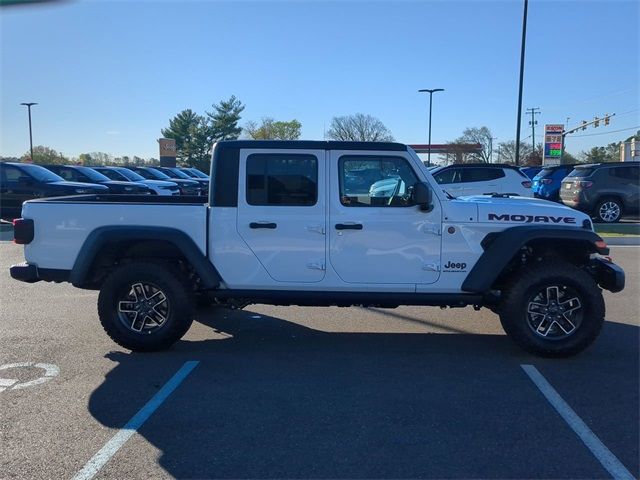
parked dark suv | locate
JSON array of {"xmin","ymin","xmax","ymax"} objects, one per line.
[
  {"xmin": 43, "ymin": 165, "xmax": 152, "ymax": 195},
  {"xmin": 560, "ymin": 162, "xmax": 640, "ymax": 222},
  {"xmin": 532, "ymin": 164, "xmax": 576, "ymax": 202},
  {"xmin": 0, "ymin": 162, "xmax": 108, "ymax": 219}
]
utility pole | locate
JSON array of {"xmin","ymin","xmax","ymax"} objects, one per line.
[
  {"xmin": 20, "ymin": 102, "xmax": 38, "ymax": 162},
  {"xmin": 526, "ymin": 107, "xmax": 540, "ymax": 153}
]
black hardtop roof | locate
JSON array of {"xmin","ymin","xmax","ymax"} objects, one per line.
[{"xmin": 214, "ymin": 140, "xmax": 408, "ymax": 152}]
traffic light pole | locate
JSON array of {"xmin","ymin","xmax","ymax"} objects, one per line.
[{"xmin": 560, "ymin": 113, "xmax": 615, "ymax": 164}]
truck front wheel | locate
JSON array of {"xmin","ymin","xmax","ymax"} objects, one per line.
[
  {"xmin": 97, "ymin": 262, "xmax": 194, "ymax": 352},
  {"xmin": 498, "ymin": 261, "xmax": 605, "ymax": 357}
]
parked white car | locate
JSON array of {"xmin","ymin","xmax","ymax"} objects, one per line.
[{"xmin": 430, "ymin": 164, "xmax": 533, "ymax": 197}]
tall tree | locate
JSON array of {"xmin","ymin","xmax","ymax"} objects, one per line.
[
  {"xmin": 244, "ymin": 118, "xmax": 302, "ymax": 140},
  {"xmin": 21, "ymin": 146, "xmax": 68, "ymax": 165},
  {"xmin": 326, "ymin": 113, "xmax": 394, "ymax": 142},
  {"xmin": 206, "ymin": 95, "xmax": 245, "ymax": 141},
  {"xmin": 161, "ymin": 109, "xmax": 210, "ymax": 170}
]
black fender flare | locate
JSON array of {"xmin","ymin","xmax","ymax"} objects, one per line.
[
  {"xmin": 461, "ymin": 226, "xmax": 608, "ymax": 293},
  {"xmin": 69, "ymin": 226, "xmax": 221, "ymax": 289}
]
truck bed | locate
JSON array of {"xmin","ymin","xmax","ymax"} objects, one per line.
[{"xmin": 21, "ymin": 195, "xmax": 209, "ymax": 271}]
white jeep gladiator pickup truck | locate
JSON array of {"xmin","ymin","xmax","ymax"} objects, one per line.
[{"xmin": 10, "ymin": 141, "xmax": 625, "ymax": 357}]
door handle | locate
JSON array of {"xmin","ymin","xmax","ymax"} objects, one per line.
[
  {"xmin": 335, "ymin": 223, "xmax": 363, "ymax": 230},
  {"xmin": 249, "ymin": 222, "xmax": 277, "ymax": 229}
]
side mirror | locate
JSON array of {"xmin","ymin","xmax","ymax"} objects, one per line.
[{"xmin": 412, "ymin": 181, "xmax": 433, "ymax": 211}]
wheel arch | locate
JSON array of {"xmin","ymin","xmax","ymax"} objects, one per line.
[
  {"xmin": 69, "ymin": 226, "xmax": 222, "ymax": 290},
  {"xmin": 461, "ymin": 226, "xmax": 608, "ymax": 293}
]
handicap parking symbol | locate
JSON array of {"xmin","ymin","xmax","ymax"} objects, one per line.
[{"xmin": 0, "ymin": 362, "xmax": 59, "ymax": 392}]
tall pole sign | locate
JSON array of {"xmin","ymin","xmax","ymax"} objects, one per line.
[
  {"xmin": 543, "ymin": 124, "xmax": 564, "ymax": 166},
  {"xmin": 158, "ymin": 138, "xmax": 177, "ymax": 167}
]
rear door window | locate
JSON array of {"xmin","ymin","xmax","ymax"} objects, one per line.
[
  {"xmin": 246, "ymin": 153, "xmax": 318, "ymax": 206},
  {"xmin": 433, "ymin": 168, "xmax": 461, "ymax": 184},
  {"xmin": 610, "ymin": 166, "xmax": 640, "ymax": 180},
  {"xmin": 461, "ymin": 168, "xmax": 504, "ymax": 183}
]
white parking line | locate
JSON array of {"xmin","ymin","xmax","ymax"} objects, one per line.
[
  {"xmin": 521, "ymin": 364, "xmax": 635, "ymax": 480},
  {"xmin": 72, "ymin": 360, "xmax": 199, "ymax": 480}
]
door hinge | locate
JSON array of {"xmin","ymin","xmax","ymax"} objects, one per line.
[
  {"xmin": 306, "ymin": 224, "xmax": 326, "ymax": 235},
  {"xmin": 306, "ymin": 261, "xmax": 326, "ymax": 271},
  {"xmin": 422, "ymin": 262, "xmax": 440, "ymax": 272}
]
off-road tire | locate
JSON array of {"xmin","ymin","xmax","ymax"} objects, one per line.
[
  {"xmin": 499, "ymin": 260, "xmax": 605, "ymax": 357},
  {"xmin": 594, "ymin": 197, "xmax": 623, "ymax": 223},
  {"xmin": 98, "ymin": 261, "xmax": 194, "ymax": 352}
]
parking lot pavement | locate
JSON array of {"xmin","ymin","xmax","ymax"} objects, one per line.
[{"xmin": 0, "ymin": 243, "xmax": 638, "ymax": 479}]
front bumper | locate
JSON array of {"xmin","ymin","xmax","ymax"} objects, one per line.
[
  {"xmin": 589, "ymin": 257, "xmax": 625, "ymax": 293},
  {"xmin": 10, "ymin": 263, "xmax": 70, "ymax": 284}
]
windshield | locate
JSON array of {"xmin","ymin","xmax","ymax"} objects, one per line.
[
  {"xmin": 116, "ymin": 168, "xmax": 146, "ymax": 182},
  {"xmin": 139, "ymin": 168, "xmax": 171, "ymax": 180},
  {"xmin": 20, "ymin": 164, "xmax": 64, "ymax": 183},
  {"xmin": 536, "ymin": 168, "xmax": 556, "ymax": 179},
  {"xmin": 162, "ymin": 168, "xmax": 191, "ymax": 179},
  {"xmin": 186, "ymin": 168, "xmax": 208, "ymax": 178},
  {"xmin": 567, "ymin": 168, "xmax": 594, "ymax": 178},
  {"xmin": 76, "ymin": 166, "xmax": 110, "ymax": 182},
  {"xmin": 95, "ymin": 168, "xmax": 126, "ymax": 181}
]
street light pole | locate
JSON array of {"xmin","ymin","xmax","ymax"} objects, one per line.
[
  {"xmin": 418, "ymin": 88, "xmax": 444, "ymax": 167},
  {"xmin": 514, "ymin": 0, "xmax": 528, "ymax": 166},
  {"xmin": 20, "ymin": 102, "xmax": 38, "ymax": 162}
]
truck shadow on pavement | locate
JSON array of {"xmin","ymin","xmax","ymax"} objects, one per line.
[{"xmin": 87, "ymin": 308, "xmax": 639, "ymax": 479}]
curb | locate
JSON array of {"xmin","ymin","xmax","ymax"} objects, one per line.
[{"xmin": 605, "ymin": 237, "xmax": 640, "ymax": 246}]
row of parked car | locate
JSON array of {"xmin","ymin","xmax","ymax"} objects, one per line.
[
  {"xmin": 2, "ymin": 159, "xmax": 638, "ymax": 223},
  {"xmin": 0, "ymin": 162, "xmax": 209, "ymax": 219},
  {"xmin": 426, "ymin": 161, "xmax": 639, "ymax": 223}
]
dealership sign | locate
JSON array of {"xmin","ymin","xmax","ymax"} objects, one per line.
[{"xmin": 543, "ymin": 124, "xmax": 564, "ymax": 166}]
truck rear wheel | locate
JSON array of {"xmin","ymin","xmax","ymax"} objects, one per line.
[
  {"xmin": 498, "ymin": 260, "xmax": 604, "ymax": 357},
  {"xmin": 97, "ymin": 262, "xmax": 194, "ymax": 352}
]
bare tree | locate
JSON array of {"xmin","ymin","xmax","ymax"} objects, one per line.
[
  {"xmin": 455, "ymin": 127, "xmax": 494, "ymax": 163},
  {"xmin": 496, "ymin": 141, "xmax": 532, "ymax": 164},
  {"xmin": 326, "ymin": 113, "xmax": 394, "ymax": 142}
]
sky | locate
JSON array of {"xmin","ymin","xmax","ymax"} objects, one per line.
[{"xmin": 1, "ymin": 0, "xmax": 638, "ymax": 160}]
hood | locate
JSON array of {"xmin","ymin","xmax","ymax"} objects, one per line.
[
  {"xmin": 49, "ymin": 181, "xmax": 109, "ymax": 191},
  {"xmin": 170, "ymin": 178, "xmax": 199, "ymax": 185},
  {"xmin": 143, "ymin": 180, "xmax": 178, "ymax": 187},
  {"xmin": 457, "ymin": 195, "xmax": 591, "ymax": 227},
  {"xmin": 102, "ymin": 181, "xmax": 150, "ymax": 191}
]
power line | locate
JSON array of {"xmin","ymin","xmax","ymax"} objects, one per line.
[{"xmin": 569, "ymin": 125, "xmax": 640, "ymax": 138}]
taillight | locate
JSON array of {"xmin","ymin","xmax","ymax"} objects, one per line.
[
  {"xmin": 541, "ymin": 178, "xmax": 553, "ymax": 185},
  {"xmin": 13, "ymin": 218, "xmax": 34, "ymax": 245},
  {"xmin": 578, "ymin": 181, "xmax": 593, "ymax": 188},
  {"xmin": 522, "ymin": 181, "xmax": 532, "ymax": 188}
]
